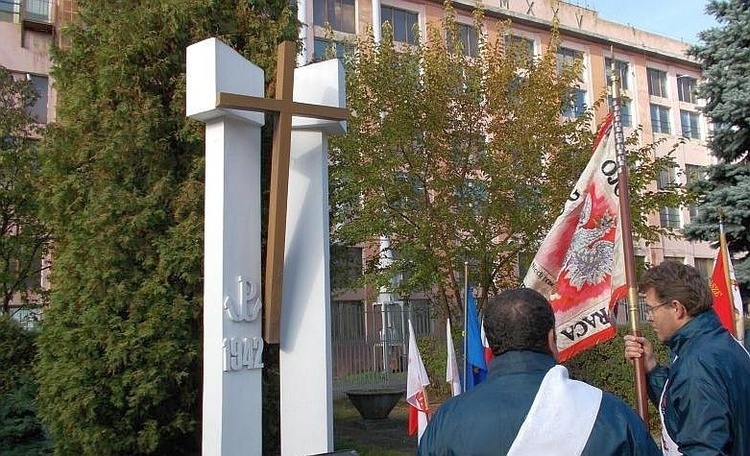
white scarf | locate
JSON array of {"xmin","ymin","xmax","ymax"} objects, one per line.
[{"xmin": 508, "ymin": 365, "xmax": 602, "ymax": 456}]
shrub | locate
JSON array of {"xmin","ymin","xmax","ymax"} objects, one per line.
[
  {"xmin": 416, "ymin": 336, "xmax": 450, "ymax": 401},
  {"xmin": 0, "ymin": 316, "xmax": 53, "ymax": 453},
  {"xmin": 564, "ymin": 324, "xmax": 668, "ymax": 436}
]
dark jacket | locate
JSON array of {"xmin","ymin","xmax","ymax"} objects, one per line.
[
  {"xmin": 418, "ymin": 350, "xmax": 659, "ymax": 456},
  {"xmin": 647, "ymin": 310, "xmax": 750, "ymax": 455}
]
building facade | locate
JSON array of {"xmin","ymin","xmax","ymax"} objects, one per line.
[
  {"xmin": 1, "ymin": 0, "xmax": 717, "ymax": 371},
  {"xmin": 0, "ymin": 0, "xmax": 61, "ymax": 326},
  {"xmin": 304, "ymin": 0, "xmax": 718, "ymax": 371},
  {"xmin": 303, "ymin": 0, "xmax": 717, "ymax": 277}
]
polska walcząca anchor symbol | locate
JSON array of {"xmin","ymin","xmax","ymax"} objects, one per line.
[{"xmin": 224, "ymin": 276, "xmax": 262, "ymax": 322}]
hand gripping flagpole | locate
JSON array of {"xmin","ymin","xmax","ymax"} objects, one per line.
[{"xmin": 610, "ymin": 57, "xmax": 650, "ymax": 426}]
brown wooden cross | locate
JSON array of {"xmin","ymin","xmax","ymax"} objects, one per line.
[{"xmin": 216, "ymin": 41, "xmax": 349, "ymax": 343}]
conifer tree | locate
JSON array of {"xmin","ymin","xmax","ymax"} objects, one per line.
[
  {"xmin": 685, "ymin": 0, "xmax": 750, "ymax": 286},
  {"xmin": 35, "ymin": 1, "xmax": 297, "ymax": 454}
]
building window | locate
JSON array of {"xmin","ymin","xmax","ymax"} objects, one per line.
[
  {"xmin": 659, "ymin": 207, "xmax": 681, "ymax": 228},
  {"xmin": 677, "ymin": 75, "xmax": 697, "ymax": 103},
  {"xmin": 454, "ymin": 23, "xmax": 478, "ymax": 57},
  {"xmin": 392, "ymin": 170, "xmax": 425, "ymax": 210},
  {"xmin": 456, "ymin": 178, "xmax": 488, "ymax": 214},
  {"xmin": 663, "ymin": 256, "xmax": 684, "ymax": 265},
  {"xmin": 680, "ymin": 110, "xmax": 701, "ymax": 139},
  {"xmin": 556, "ymin": 47, "xmax": 584, "ymax": 78},
  {"xmin": 330, "ymin": 245, "xmax": 363, "ymax": 287},
  {"xmin": 563, "ymin": 88, "xmax": 587, "ymax": 118},
  {"xmin": 694, "ymin": 257, "xmax": 712, "ymax": 279},
  {"xmin": 381, "ymin": 5, "xmax": 418, "ymax": 44},
  {"xmin": 605, "ymin": 57, "xmax": 629, "ymax": 91},
  {"xmin": 647, "ymin": 68, "xmax": 667, "ymax": 98},
  {"xmin": 312, "ymin": 38, "xmax": 352, "ymax": 62},
  {"xmin": 504, "ymin": 34, "xmax": 535, "ymax": 60},
  {"xmin": 27, "ymin": 74, "xmax": 48, "ymax": 123},
  {"xmin": 25, "ymin": 0, "xmax": 51, "ymax": 22},
  {"xmin": 650, "ymin": 104, "xmax": 670, "ymax": 134},
  {"xmin": 608, "ymin": 96, "xmax": 633, "ymax": 127},
  {"xmin": 685, "ymin": 164, "xmax": 706, "ymax": 219},
  {"xmin": 0, "ymin": 0, "xmax": 19, "ymax": 22},
  {"xmin": 658, "ymin": 167, "xmax": 681, "ymax": 228},
  {"xmin": 313, "ymin": 0, "xmax": 355, "ymax": 33}
]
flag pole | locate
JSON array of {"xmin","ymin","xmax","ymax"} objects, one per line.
[
  {"xmin": 718, "ymin": 214, "xmax": 740, "ymax": 338},
  {"xmin": 463, "ymin": 261, "xmax": 469, "ymax": 393},
  {"xmin": 610, "ymin": 55, "xmax": 650, "ymax": 426}
]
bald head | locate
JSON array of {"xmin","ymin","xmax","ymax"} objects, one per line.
[{"xmin": 484, "ymin": 288, "xmax": 555, "ymax": 357}]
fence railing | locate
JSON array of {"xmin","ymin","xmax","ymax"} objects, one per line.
[{"xmin": 331, "ymin": 301, "xmax": 438, "ymax": 397}]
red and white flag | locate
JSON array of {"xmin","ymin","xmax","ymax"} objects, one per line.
[
  {"xmin": 480, "ymin": 318, "xmax": 494, "ymax": 366},
  {"xmin": 407, "ymin": 319, "xmax": 430, "ymax": 442},
  {"xmin": 445, "ymin": 319, "xmax": 462, "ymax": 397},
  {"xmin": 710, "ymin": 245, "xmax": 744, "ymax": 336},
  {"xmin": 523, "ymin": 114, "xmax": 625, "ymax": 361}
]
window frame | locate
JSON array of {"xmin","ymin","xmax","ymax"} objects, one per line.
[
  {"xmin": 605, "ymin": 57, "xmax": 630, "ymax": 91},
  {"xmin": 647, "ymin": 67, "xmax": 668, "ymax": 98},
  {"xmin": 381, "ymin": 4, "xmax": 419, "ymax": 44},
  {"xmin": 563, "ymin": 88, "xmax": 587, "ymax": 119},
  {"xmin": 454, "ymin": 22, "xmax": 479, "ymax": 57},
  {"xmin": 556, "ymin": 46, "xmax": 584, "ymax": 78},
  {"xmin": 313, "ymin": 0, "xmax": 356, "ymax": 34},
  {"xmin": 677, "ymin": 75, "xmax": 697, "ymax": 104},
  {"xmin": 680, "ymin": 109, "xmax": 701, "ymax": 139},
  {"xmin": 650, "ymin": 103, "xmax": 671, "ymax": 134}
]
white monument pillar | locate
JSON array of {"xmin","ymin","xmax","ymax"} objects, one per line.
[
  {"xmin": 187, "ymin": 38, "xmax": 266, "ymax": 456},
  {"xmin": 280, "ymin": 59, "xmax": 346, "ymax": 456}
]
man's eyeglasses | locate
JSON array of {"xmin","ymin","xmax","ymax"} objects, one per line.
[{"xmin": 644, "ymin": 301, "xmax": 672, "ymax": 316}]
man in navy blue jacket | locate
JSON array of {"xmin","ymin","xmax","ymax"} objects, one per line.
[
  {"xmin": 418, "ymin": 288, "xmax": 659, "ymax": 456},
  {"xmin": 625, "ymin": 261, "xmax": 750, "ymax": 455}
]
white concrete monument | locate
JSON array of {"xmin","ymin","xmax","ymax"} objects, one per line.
[
  {"xmin": 187, "ymin": 38, "xmax": 266, "ymax": 456},
  {"xmin": 186, "ymin": 37, "xmax": 346, "ymax": 456},
  {"xmin": 280, "ymin": 58, "xmax": 346, "ymax": 456}
]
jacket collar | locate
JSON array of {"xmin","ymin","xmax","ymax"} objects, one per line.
[
  {"xmin": 665, "ymin": 309, "xmax": 722, "ymax": 355},
  {"xmin": 487, "ymin": 350, "xmax": 556, "ymax": 379}
]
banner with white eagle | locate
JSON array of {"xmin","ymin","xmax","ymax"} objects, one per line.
[{"xmin": 523, "ymin": 114, "xmax": 626, "ymax": 361}]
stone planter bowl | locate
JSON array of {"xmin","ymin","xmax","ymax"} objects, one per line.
[{"xmin": 345, "ymin": 388, "xmax": 406, "ymax": 420}]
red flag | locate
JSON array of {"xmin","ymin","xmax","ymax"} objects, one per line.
[
  {"xmin": 523, "ymin": 114, "xmax": 625, "ymax": 361},
  {"xmin": 407, "ymin": 320, "xmax": 430, "ymax": 442},
  {"xmin": 710, "ymin": 246, "xmax": 735, "ymax": 336}
]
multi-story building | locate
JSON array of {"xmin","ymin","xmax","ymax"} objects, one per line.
[
  {"xmin": 1, "ymin": 0, "xmax": 716, "ymax": 360},
  {"xmin": 1, "ymin": 0, "xmax": 57, "ymax": 326},
  {"xmin": 0, "ymin": 0, "xmax": 75, "ymax": 326},
  {"xmin": 303, "ymin": 0, "xmax": 717, "ymax": 370},
  {"xmin": 301, "ymin": 0, "xmax": 714, "ymax": 270}
]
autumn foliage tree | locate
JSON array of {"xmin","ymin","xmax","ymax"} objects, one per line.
[{"xmin": 330, "ymin": 7, "xmax": 685, "ymax": 320}]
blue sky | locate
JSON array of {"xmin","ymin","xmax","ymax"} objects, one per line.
[{"xmin": 590, "ymin": 0, "xmax": 718, "ymax": 44}]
